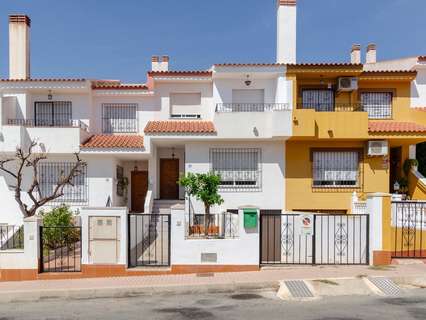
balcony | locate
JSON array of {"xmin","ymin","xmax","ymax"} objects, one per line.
[
  {"xmin": 292, "ymin": 103, "xmax": 369, "ymax": 139},
  {"xmin": 214, "ymin": 103, "xmax": 292, "ymax": 139},
  {"xmin": 1, "ymin": 119, "xmax": 90, "ymax": 153},
  {"xmin": 297, "ymin": 102, "xmax": 392, "ymax": 119}
]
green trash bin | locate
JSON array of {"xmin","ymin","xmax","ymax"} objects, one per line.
[{"xmin": 243, "ymin": 208, "xmax": 258, "ymax": 229}]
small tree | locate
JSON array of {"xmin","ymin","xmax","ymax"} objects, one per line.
[
  {"xmin": 178, "ymin": 172, "xmax": 224, "ymax": 236},
  {"xmin": 0, "ymin": 141, "xmax": 85, "ymax": 218}
]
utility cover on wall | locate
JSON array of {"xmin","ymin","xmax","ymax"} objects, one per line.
[{"xmin": 243, "ymin": 208, "xmax": 258, "ymax": 229}]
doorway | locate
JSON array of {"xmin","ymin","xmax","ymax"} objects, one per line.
[
  {"xmin": 390, "ymin": 147, "xmax": 402, "ymax": 193},
  {"xmin": 160, "ymin": 159, "xmax": 179, "ymax": 199},
  {"xmin": 131, "ymin": 171, "xmax": 148, "ymax": 212}
]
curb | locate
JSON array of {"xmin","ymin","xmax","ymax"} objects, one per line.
[{"xmin": 0, "ymin": 281, "xmax": 280, "ymax": 303}]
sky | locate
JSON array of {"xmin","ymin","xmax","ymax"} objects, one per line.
[{"xmin": 0, "ymin": 0, "xmax": 425, "ymax": 83}]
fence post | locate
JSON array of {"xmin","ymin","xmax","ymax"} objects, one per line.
[
  {"xmin": 23, "ymin": 215, "xmax": 43, "ymax": 271},
  {"xmin": 366, "ymin": 193, "xmax": 392, "ymax": 265}
]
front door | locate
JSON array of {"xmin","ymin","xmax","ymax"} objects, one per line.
[
  {"xmin": 160, "ymin": 159, "xmax": 179, "ymax": 199},
  {"xmin": 390, "ymin": 147, "xmax": 402, "ymax": 193},
  {"xmin": 131, "ymin": 171, "xmax": 148, "ymax": 212}
]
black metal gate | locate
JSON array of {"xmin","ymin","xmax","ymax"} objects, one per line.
[
  {"xmin": 128, "ymin": 214, "xmax": 171, "ymax": 267},
  {"xmin": 392, "ymin": 201, "xmax": 426, "ymax": 258},
  {"xmin": 40, "ymin": 226, "xmax": 82, "ymax": 272},
  {"xmin": 260, "ymin": 213, "xmax": 369, "ymax": 265}
]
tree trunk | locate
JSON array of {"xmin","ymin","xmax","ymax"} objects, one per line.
[{"xmin": 204, "ymin": 202, "xmax": 210, "ymax": 236}]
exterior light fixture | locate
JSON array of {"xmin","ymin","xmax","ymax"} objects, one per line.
[
  {"xmin": 48, "ymin": 90, "xmax": 53, "ymax": 100},
  {"xmin": 133, "ymin": 161, "xmax": 138, "ymax": 171},
  {"xmin": 393, "ymin": 181, "xmax": 400, "ymax": 192},
  {"xmin": 244, "ymin": 75, "xmax": 252, "ymax": 86},
  {"xmin": 171, "ymin": 147, "xmax": 176, "ymax": 159}
]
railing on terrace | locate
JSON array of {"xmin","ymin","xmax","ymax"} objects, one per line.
[
  {"xmin": 216, "ymin": 103, "xmax": 290, "ymax": 113},
  {"xmin": 297, "ymin": 102, "xmax": 392, "ymax": 119},
  {"xmin": 7, "ymin": 119, "xmax": 89, "ymax": 131},
  {"xmin": 187, "ymin": 212, "xmax": 239, "ymax": 239},
  {"xmin": 0, "ymin": 225, "xmax": 24, "ymax": 250}
]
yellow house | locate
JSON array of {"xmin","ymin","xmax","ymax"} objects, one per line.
[{"xmin": 286, "ymin": 62, "xmax": 426, "ymax": 213}]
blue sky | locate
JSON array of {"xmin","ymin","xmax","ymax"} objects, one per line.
[{"xmin": 0, "ymin": 0, "xmax": 424, "ymax": 82}]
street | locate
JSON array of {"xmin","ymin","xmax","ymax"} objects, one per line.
[{"xmin": 0, "ymin": 289, "xmax": 425, "ymax": 320}]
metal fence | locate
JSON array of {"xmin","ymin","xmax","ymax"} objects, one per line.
[
  {"xmin": 128, "ymin": 214, "xmax": 171, "ymax": 267},
  {"xmin": 0, "ymin": 225, "xmax": 24, "ymax": 250},
  {"xmin": 187, "ymin": 212, "xmax": 239, "ymax": 239},
  {"xmin": 216, "ymin": 103, "xmax": 290, "ymax": 113},
  {"xmin": 392, "ymin": 201, "xmax": 426, "ymax": 258},
  {"xmin": 40, "ymin": 226, "xmax": 82, "ymax": 272},
  {"xmin": 260, "ymin": 213, "xmax": 369, "ymax": 265}
]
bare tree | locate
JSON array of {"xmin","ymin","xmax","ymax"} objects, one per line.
[{"xmin": 0, "ymin": 140, "xmax": 85, "ymax": 217}]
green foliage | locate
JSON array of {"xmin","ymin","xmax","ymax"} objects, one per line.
[
  {"xmin": 403, "ymin": 158, "xmax": 419, "ymax": 176},
  {"xmin": 41, "ymin": 205, "xmax": 79, "ymax": 250},
  {"xmin": 178, "ymin": 172, "xmax": 224, "ymax": 213}
]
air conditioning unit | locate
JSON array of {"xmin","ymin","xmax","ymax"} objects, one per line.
[
  {"xmin": 337, "ymin": 77, "xmax": 358, "ymax": 91},
  {"xmin": 367, "ymin": 140, "xmax": 389, "ymax": 156}
]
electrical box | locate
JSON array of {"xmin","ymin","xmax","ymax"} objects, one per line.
[{"xmin": 243, "ymin": 208, "xmax": 258, "ymax": 229}]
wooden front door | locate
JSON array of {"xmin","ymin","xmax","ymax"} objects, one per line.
[
  {"xmin": 160, "ymin": 159, "xmax": 179, "ymax": 199},
  {"xmin": 131, "ymin": 171, "xmax": 148, "ymax": 212}
]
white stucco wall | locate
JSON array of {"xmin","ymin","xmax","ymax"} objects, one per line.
[
  {"xmin": 411, "ymin": 68, "xmax": 426, "ymax": 107},
  {"xmin": 185, "ymin": 141, "xmax": 285, "ymax": 213},
  {"xmin": 171, "ymin": 207, "xmax": 259, "ymax": 265}
]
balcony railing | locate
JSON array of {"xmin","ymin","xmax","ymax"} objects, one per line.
[
  {"xmin": 7, "ymin": 119, "xmax": 89, "ymax": 131},
  {"xmin": 187, "ymin": 212, "xmax": 239, "ymax": 239},
  {"xmin": 297, "ymin": 102, "xmax": 392, "ymax": 119},
  {"xmin": 216, "ymin": 103, "xmax": 290, "ymax": 113}
]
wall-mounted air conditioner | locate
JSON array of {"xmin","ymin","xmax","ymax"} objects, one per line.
[
  {"xmin": 367, "ymin": 140, "xmax": 389, "ymax": 156},
  {"xmin": 337, "ymin": 77, "xmax": 358, "ymax": 92}
]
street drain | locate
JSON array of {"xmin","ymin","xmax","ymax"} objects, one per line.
[
  {"xmin": 284, "ymin": 280, "xmax": 314, "ymax": 298},
  {"xmin": 368, "ymin": 277, "xmax": 402, "ymax": 296}
]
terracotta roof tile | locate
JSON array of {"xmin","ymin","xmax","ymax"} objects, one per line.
[
  {"xmin": 288, "ymin": 62, "xmax": 362, "ymax": 67},
  {"xmin": 148, "ymin": 71, "xmax": 212, "ymax": 77},
  {"xmin": 0, "ymin": 78, "xmax": 86, "ymax": 82},
  {"xmin": 214, "ymin": 63, "xmax": 285, "ymax": 67},
  {"xmin": 92, "ymin": 83, "xmax": 149, "ymax": 90},
  {"xmin": 81, "ymin": 135, "xmax": 144, "ymax": 149},
  {"xmin": 144, "ymin": 120, "xmax": 216, "ymax": 135},
  {"xmin": 368, "ymin": 121, "xmax": 426, "ymax": 133}
]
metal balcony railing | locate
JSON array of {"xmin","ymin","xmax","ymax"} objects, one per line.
[
  {"xmin": 297, "ymin": 102, "xmax": 392, "ymax": 119},
  {"xmin": 216, "ymin": 103, "xmax": 290, "ymax": 113},
  {"xmin": 7, "ymin": 119, "xmax": 89, "ymax": 131}
]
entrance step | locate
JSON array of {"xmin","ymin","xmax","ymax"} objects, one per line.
[
  {"xmin": 392, "ymin": 259, "xmax": 426, "ymax": 265},
  {"xmin": 152, "ymin": 200, "xmax": 184, "ymax": 214}
]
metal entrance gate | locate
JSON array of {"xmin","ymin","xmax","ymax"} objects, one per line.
[
  {"xmin": 260, "ymin": 214, "xmax": 369, "ymax": 265},
  {"xmin": 40, "ymin": 226, "xmax": 82, "ymax": 272},
  {"xmin": 392, "ymin": 201, "xmax": 426, "ymax": 258},
  {"xmin": 128, "ymin": 214, "xmax": 171, "ymax": 267}
]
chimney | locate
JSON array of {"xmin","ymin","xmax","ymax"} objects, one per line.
[
  {"xmin": 351, "ymin": 44, "xmax": 361, "ymax": 64},
  {"xmin": 276, "ymin": 0, "xmax": 297, "ymax": 64},
  {"xmin": 9, "ymin": 15, "xmax": 31, "ymax": 79},
  {"xmin": 366, "ymin": 43, "xmax": 377, "ymax": 64},
  {"xmin": 151, "ymin": 55, "xmax": 169, "ymax": 72}
]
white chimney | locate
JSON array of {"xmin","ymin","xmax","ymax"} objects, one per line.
[
  {"xmin": 351, "ymin": 44, "xmax": 361, "ymax": 64},
  {"xmin": 9, "ymin": 15, "xmax": 31, "ymax": 79},
  {"xmin": 151, "ymin": 55, "xmax": 169, "ymax": 72},
  {"xmin": 276, "ymin": 0, "xmax": 297, "ymax": 64},
  {"xmin": 366, "ymin": 43, "xmax": 377, "ymax": 64}
]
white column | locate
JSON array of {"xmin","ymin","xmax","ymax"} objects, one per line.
[
  {"xmin": 409, "ymin": 145, "xmax": 417, "ymax": 160},
  {"xmin": 23, "ymin": 215, "xmax": 42, "ymax": 269}
]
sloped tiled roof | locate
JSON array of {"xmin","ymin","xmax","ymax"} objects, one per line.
[
  {"xmin": 148, "ymin": 71, "xmax": 212, "ymax": 77},
  {"xmin": 92, "ymin": 83, "xmax": 149, "ymax": 90},
  {"xmin": 81, "ymin": 135, "xmax": 144, "ymax": 149},
  {"xmin": 368, "ymin": 121, "xmax": 426, "ymax": 133},
  {"xmin": 144, "ymin": 121, "xmax": 216, "ymax": 134},
  {"xmin": 0, "ymin": 78, "xmax": 86, "ymax": 82},
  {"xmin": 214, "ymin": 63, "xmax": 285, "ymax": 67}
]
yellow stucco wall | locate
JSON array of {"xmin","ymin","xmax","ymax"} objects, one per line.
[{"xmin": 286, "ymin": 140, "xmax": 390, "ymax": 213}]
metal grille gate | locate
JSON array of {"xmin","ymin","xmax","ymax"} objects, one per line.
[
  {"xmin": 260, "ymin": 213, "xmax": 369, "ymax": 265},
  {"xmin": 392, "ymin": 201, "xmax": 426, "ymax": 258},
  {"xmin": 128, "ymin": 214, "xmax": 171, "ymax": 267}
]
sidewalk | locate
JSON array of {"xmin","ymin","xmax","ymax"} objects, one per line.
[{"xmin": 1, "ymin": 264, "xmax": 426, "ymax": 302}]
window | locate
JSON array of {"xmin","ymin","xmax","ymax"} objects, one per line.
[
  {"xmin": 34, "ymin": 101, "xmax": 72, "ymax": 126},
  {"xmin": 210, "ymin": 148, "xmax": 261, "ymax": 191},
  {"xmin": 102, "ymin": 103, "xmax": 137, "ymax": 133},
  {"xmin": 39, "ymin": 162, "xmax": 88, "ymax": 202},
  {"xmin": 361, "ymin": 92, "xmax": 392, "ymax": 119},
  {"xmin": 170, "ymin": 93, "xmax": 201, "ymax": 119},
  {"xmin": 302, "ymin": 89, "xmax": 334, "ymax": 111},
  {"xmin": 312, "ymin": 151, "xmax": 360, "ymax": 187}
]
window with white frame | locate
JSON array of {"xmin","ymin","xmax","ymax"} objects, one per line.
[
  {"xmin": 170, "ymin": 93, "xmax": 201, "ymax": 119},
  {"xmin": 102, "ymin": 103, "xmax": 137, "ymax": 133},
  {"xmin": 34, "ymin": 101, "xmax": 72, "ymax": 126},
  {"xmin": 210, "ymin": 148, "xmax": 261, "ymax": 191},
  {"xmin": 312, "ymin": 151, "xmax": 360, "ymax": 187},
  {"xmin": 39, "ymin": 162, "xmax": 88, "ymax": 202},
  {"xmin": 302, "ymin": 89, "xmax": 334, "ymax": 111},
  {"xmin": 360, "ymin": 92, "xmax": 392, "ymax": 119}
]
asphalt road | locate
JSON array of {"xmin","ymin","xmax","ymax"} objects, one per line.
[{"xmin": 0, "ymin": 289, "xmax": 425, "ymax": 320}]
